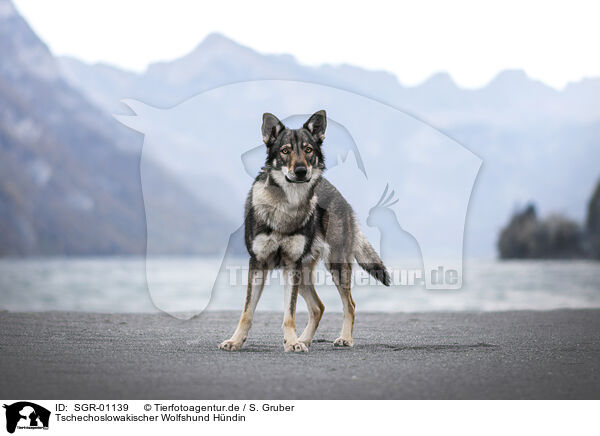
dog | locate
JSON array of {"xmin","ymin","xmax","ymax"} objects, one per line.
[{"xmin": 219, "ymin": 110, "xmax": 390, "ymax": 352}]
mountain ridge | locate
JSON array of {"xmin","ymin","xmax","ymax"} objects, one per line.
[
  {"xmin": 59, "ymin": 32, "xmax": 600, "ymax": 129},
  {"xmin": 56, "ymin": 31, "xmax": 600, "ymax": 257},
  {"xmin": 0, "ymin": 0, "xmax": 232, "ymax": 256}
]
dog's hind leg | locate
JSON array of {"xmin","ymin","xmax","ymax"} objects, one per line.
[
  {"xmin": 219, "ymin": 258, "xmax": 266, "ymax": 351},
  {"xmin": 282, "ymin": 263, "xmax": 308, "ymax": 352},
  {"xmin": 330, "ymin": 262, "xmax": 355, "ymax": 347},
  {"xmin": 298, "ymin": 283, "xmax": 325, "ymax": 347}
]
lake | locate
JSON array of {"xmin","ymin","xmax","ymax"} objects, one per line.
[{"xmin": 1, "ymin": 257, "xmax": 599, "ymax": 315}]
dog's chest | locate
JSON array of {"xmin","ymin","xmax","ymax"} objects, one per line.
[
  {"xmin": 251, "ymin": 232, "xmax": 307, "ymax": 263},
  {"xmin": 251, "ymin": 180, "xmax": 316, "ymax": 233},
  {"xmin": 250, "ymin": 180, "xmax": 320, "ymax": 263}
]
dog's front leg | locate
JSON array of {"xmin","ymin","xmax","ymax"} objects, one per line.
[
  {"xmin": 219, "ymin": 258, "xmax": 265, "ymax": 351},
  {"xmin": 282, "ymin": 263, "xmax": 307, "ymax": 352}
]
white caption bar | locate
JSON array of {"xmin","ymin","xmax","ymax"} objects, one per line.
[{"xmin": 1, "ymin": 400, "xmax": 597, "ymax": 436}]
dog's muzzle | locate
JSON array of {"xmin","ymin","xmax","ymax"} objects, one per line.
[{"xmin": 283, "ymin": 166, "xmax": 312, "ymax": 183}]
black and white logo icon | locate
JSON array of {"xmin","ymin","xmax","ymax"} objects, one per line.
[{"xmin": 3, "ymin": 402, "xmax": 50, "ymax": 434}]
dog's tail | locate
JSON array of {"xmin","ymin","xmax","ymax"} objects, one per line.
[{"xmin": 354, "ymin": 232, "xmax": 391, "ymax": 286}]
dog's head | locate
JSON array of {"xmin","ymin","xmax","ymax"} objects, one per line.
[{"xmin": 262, "ymin": 110, "xmax": 327, "ymax": 184}]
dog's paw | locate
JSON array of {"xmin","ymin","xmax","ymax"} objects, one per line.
[
  {"xmin": 284, "ymin": 342, "xmax": 309, "ymax": 353},
  {"xmin": 297, "ymin": 335, "xmax": 312, "ymax": 348},
  {"xmin": 219, "ymin": 339, "xmax": 243, "ymax": 351},
  {"xmin": 333, "ymin": 337, "xmax": 354, "ymax": 347},
  {"xmin": 298, "ymin": 339, "xmax": 312, "ymax": 348}
]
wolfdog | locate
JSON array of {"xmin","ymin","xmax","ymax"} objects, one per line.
[{"xmin": 219, "ymin": 110, "xmax": 390, "ymax": 352}]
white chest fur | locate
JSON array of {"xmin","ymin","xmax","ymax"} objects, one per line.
[
  {"xmin": 251, "ymin": 233, "xmax": 306, "ymax": 262},
  {"xmin": 251, "ymin": 176, "xmax": 318, "ymax": 233}
]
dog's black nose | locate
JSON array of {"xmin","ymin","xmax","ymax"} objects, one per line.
[{"xmin": 294, "ymin": 165, "xmax": 308, "ymax": 179}]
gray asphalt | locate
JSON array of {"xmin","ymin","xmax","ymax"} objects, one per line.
[{"xmin": 0, "ymin": 309, "xmax": 599, "ymax": 399}]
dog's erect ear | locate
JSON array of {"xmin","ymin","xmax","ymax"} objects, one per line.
[
  {"xmin": 303, "ymin": 110, "xmax": 327, "ymax": 142},
  {"xmin": 262, "ymin": 113, "xmax": 284, "ymax": 146}
]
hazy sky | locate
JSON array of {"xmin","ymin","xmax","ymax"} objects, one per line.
[{"xmin": 13, "ymin": 0, "xmax": 600, "ymax": 89}]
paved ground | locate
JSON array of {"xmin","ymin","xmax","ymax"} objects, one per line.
[{"xmin": 0, "ymin": 309, "xmax": 599, "ymax": 399}]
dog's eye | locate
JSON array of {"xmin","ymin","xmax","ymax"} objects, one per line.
[
  {"xmin": 304, "ymin": 147, "xmax": 313, "ymax": 153},
  {"xmin": 280, "ymin": 148, "xmax": 290, "ymax": 154}
]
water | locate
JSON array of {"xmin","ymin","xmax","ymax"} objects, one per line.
[{"xmin": 0, "ymin": 257, "xmax": 599, "ymax": 314}]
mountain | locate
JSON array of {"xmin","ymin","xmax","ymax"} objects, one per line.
[
  {"xmin": 57, "ymin": 33, "xmax": 600, "ymax": 257},
  {"xmin": 0, "ymin": 0, "xmax": 231, "ymax": 256},
  {"xmin": 59, "ymin": 34, "xmax": 600, "ymax": 126}
]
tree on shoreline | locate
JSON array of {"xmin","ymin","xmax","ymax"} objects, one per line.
[
  {"xmin": 498, "ymin": 204, "xmax": 585, "ymax": 259},
  {"xmin": 587, "ymin": 180, "xmax": 600, "ymax": 260},
  {"xmin": 498, "ymin": 178, "xmax": 600, "ymax": 260}
]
